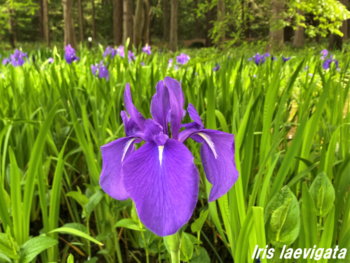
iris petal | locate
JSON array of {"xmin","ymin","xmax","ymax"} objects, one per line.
[
  {"xmin": 151, "ymin": 81, "xmax": 170, "ymax": 135},
  {"xmin": 122, "ymin": 139, "xmax": 199, "ymax": 236},
  {"xmin": 100, "ymin": 137, "xmax": 137, "ymax": 200},
  {"xmin": 164, "ymin": 77, "xmax": 185, "ymax": 140},
  {"xmin": 124, "ymin": 84, "xmax": 146, "ymax": 131}
]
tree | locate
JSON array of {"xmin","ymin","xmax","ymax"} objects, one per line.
[
  {"xmin": 163, "ymin": 0, "xmax": 168, "ymax": 41},
  {"xmin": 268, "ymin": 0, "xmax": 284, "ymax": 51},
  {"xmin": 341, "ymin": 0, "xmax": 349, "ymax": 40},
  {"xmin": 113, "ymin": 0, "xmax": 123, "ymax": 45},
  {"xmin": 217, "ymin": 0, "xmax": 225, "ymax": 47},
  {"xmin": 63, "ymin": 0, "xmax": 77, "ymax": 48},
  {"xmin": 78, "ymin": 0, "xmax": 84, "ymax": 43},
  {"xmin": 293, "ymin": 10, "xmax": 304, "ymax": 47},
  {"xmin": 123, "ymin": 0, "xmax": 133, "ymax": 46},
  {"xmin": 169, "ymin": 0, "xmax": 178, "ymax": 51},
  {"xmin": 134, "ymin": 0, "xmax": 149, "ymax": 47},
  {"xmin": 43, "ymin": 0, "xmax": 49, "ymax": 46},
  {"xmin": 92, "ymin": 0, "xmax": 96, "ymax": 40}
]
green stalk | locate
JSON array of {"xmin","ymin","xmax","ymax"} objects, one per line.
[{"xmin": 164, "ymin": 232, "xmax": 181, "ymax": 263}]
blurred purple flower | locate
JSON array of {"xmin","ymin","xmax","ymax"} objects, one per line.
[
  {"xmin": 6, "ymin": 49, "xmax": 29, "ymax": 67},
  {"xmin": 322, "ymin": 54, "xmax": 339, "ymax": 70},
  {"xmin": 282, "ymin": 56, "xmax": 291, "ymax": 63},
  {"xmin": 321, "ymin": 49, "xmax": 328, "ymax": 60},
  {"xmin": 176, "ymin": 53, "xmax": 190, "ymax": 65},
  {"xmin": 128, "ymin": 51, "xmax": 135, "ymax": 62},
  {"xmin": 213, "ymin": 63, "xmax": 220, "ymax": 72},
  {"xmin": 2, "ymin": 58, "xmax": 10, "ymax": 65},
  {"xmin": 117, "ymin": 46, "xmax": 125, "ymax": 58},
  {"xmin": 65, "ymin": 45, "xmax": 79, "ymax": 64},
  {"xmin": 91, "ymin": 61, "xmax": 109, "ymax": 81},
  {"xmin": 142, "ymin": 45, "xmax": 151, "ymax": 55},
  {"xmin": 48, "ymin": 57, "xmax": 54, "ymax": 63},
  {"xmin": 248, "ymin": 53, "xmax": 266, "ymax": 66},
  {"xmin": 141, "ymin": 62, "xmax": 145, "ymax": 66},
  {"xmin": 104, "ymin": 46, "xmax": 117, "ymax": 58},
  {"xmin": 168, "ymin": 58, "xmax": 173, "ymax": 68},
  {"xmin": 99, "ymin": 77, "xmax": 238, "ymax": 236}
]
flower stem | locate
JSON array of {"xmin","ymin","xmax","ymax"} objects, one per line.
[{"xmin": 164, "ymin": 232, "xmax": 181, "ymax": 263}]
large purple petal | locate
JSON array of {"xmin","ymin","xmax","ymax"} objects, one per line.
[
  {"xmin": 179, "ymin": 128, "xmax": 238, "ymax": 202},
  {"xmin": 187, "ymin": 103, "xmax": 203, "ymax": 127},
  {"xmin": 124, "ymin": 84, "xmax": 146, "ymax": 131},
  {"xmin": 100, "ymin": 137, "xmax": 137, "ymax": 200},
  {"xmin": 164, "ymin": 77, "xmax": 185, "ymax": 140},
  {"xmin": 151, "ymin": 81, "xmax": 170, "ymax": 135},
  {"xmin": 122, "ymin": 139, "xmax": 199, "ymax": 236},
  {"xmin": 121, "ymin": 111, "xmax": 142, "ymax": 136}
]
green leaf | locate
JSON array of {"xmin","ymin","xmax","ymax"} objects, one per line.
[
  {"xmin": 19, "ymin": 236, "xmax": 58, "ymax": 263},
  {"xmin": 191, "ymin": 209, "xmax": 209, "ymax": 233},
  {"xmin": 66, "ymin": 191, "xmax": 90, "ymax": 207},
  {"xmin": 67, "ymin": 254, "xmax": 74, "ymax": 263},
  {"xmin": 49, "ymin": 227, "xmax": 103, "ymax": 246},
  {"xmin": 85, "ymin": 189, "xmax": 104, "ymax": 215},
  {"xmin": 0, "ymin": 233, "xmax": 19, "ymax": 260},
  {"xmin": 309, "ymin": 172, "xmax": 335, "ymax": 217},
  {"xmin": 114, "ymin": 219, "xmax": 144, "ymax": 231},
  {"xmin": 0, "ymin": 252, "xmax": 11, "ymax": 262},
  {"xmin": 180, "ymin": 233, "xmax": 194, "ymax": 262},
  {"xmin": 190, "ymin": 247, "xmax": 210, "ymax": 263},
  {"xmin": 266, "ymin": 186, "xmax": 300, "ymax": 247}
]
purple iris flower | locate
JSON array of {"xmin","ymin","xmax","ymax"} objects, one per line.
[
  {"xmin": 142, "ymin": 45, "xmax": 151, "ymax": 55},
  {"xmin": 141, "ymin": 62, "xmax": 145, "ymax": 66},
  {"xmin": 91, "ymin": 61, "xmax": 109, "ymax": 81},
  {"xmin": 176, "ymin": 53, "xmax": 190, "ymax": 65},
  {"xmin": 48, "ymin": 57, "xmax": 54, "ymax": 63},
  {"xmin": 2, "ymin": 58, "xmax": 10, "ymax": 65},
  {"xmin": 99, "ymin": 77, "xmax": 239, "ymax": 236},
  {"xmin": 117, "ymin": 46, "xmax": 125, "ymax": 58},
  {"xmin": 321, "ymin": 49, "xmax": 328, "ymax": 60},
  {"xmin": 104, "ymin": 46, "xmax": 117, "ymax": 58},
  {"xmin": 322, "ymin": 54, "xmax": 339, "ymax": 70},
  {"xmin": 282, "ymin": 56, "xmax": 291, "ymax": 63},
  {"xmin": 168, "ymin": 58, "xmax": 173, "ymax": 68},
  {"xmin": 213, "ymin": 63, "xmax": 220, "ymax": 71},
  {"xmin": 248, "ymin": 53, "xmax": 267, "ymax": 66},
  {"xmin": 128, "ymin": 51, "xmax": 135, "ymax": 62},
  {"xmin": 5, "ymin": 49, "xmax": 28, "ymax": 67},
  {"xmin": 65, "ymin": 44, "xmax": 79, "ymax": 64}
]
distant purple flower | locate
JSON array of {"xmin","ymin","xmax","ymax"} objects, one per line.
[
  {"xmin": 304, "ymin": 66, "xmax": 309, "ymax": 71},
  {"xmin": 128, "ymin": 51, "xmax": 135, "ymax": 62},
  {"xmin": 253, "ymin": 74, "xmax": 256, "ymax": 78},
  {"xmin": 104, "ymin": 46, "xmax": 117, "ymax": 58},
  {"xmin": 176, "ymin": 53, "xmax": 190, "ymax": 65},
  {"xmin": 271, "ymin": 56, "xmax": 277, "ymax": 61},
  {"xmin": 282, "ymin": 56, "xmax": 291, "ymax": 63},
  {"xmin": 248, "ymin": 53, "xmax": 266, "ymax": 66},
  {"xmin": 168, "ymin": 58, "xmax": 173, "ymax": 68},
  {"xmin": 141, "ymin": 62, "xmax": 145, "ymax": 66},
  {"xmin": 91, "ymin": 61, "xmax": 109, "ymax": 81},
  {"xmin": 65, "ymin": 44, "xmax": 79, "ymax": 64},
  {"xmin": 322, "ymin": 55, "xmax": 339, "ymax": 70},
  {"xmin": 99, "ymin": 77, "xmax": 238, "ymax": 236},
  {"xmin": 174, "ymin": 65, "xmax": 179, "ymax": 70},
  {"xmin": 142, "ymin": 45, "xmax": 151, "ymax": 55},
  {"xmin": 264, "ymin": 52, "xmax": 271, "ymax": 57},
  {"xmin": 321, "ymin": 49, "xmax": 328, "ymax": 60},
  {"xmin": 2, "ymin": 58, "xmax": 10, "ymax": 65},
  {"xmin": 48, "ymin": 57, "xmax": 54, "ymax": 63},
  {"xmin": 213, "ymin": 63, "xmax": 220, "ymax": 72},
  {"xmin": 159, "ymin": 49, "xmax": 162, "ymax": 54},
  {"xmin": 117, "ymin": 46, "xmax": 125, "ymax": 58},
  {"xmin": 6, "ymin": 49, "xmax": 28, "ymax": 67}
]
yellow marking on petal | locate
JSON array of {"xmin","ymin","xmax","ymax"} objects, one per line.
[
  {"xmin": 122, "ymin": 138, "xmax": 136, "ymax": 161},
  {"xmin": 197, "ymin": 132, "xmax": 218, "ymax": 159},
  {"xmin": 159, "ymin": 146, "xmax": 164, "ymax": 165}
]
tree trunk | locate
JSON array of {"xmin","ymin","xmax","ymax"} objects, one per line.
[
  {"xmin": 268, "ymin": 0, "xmax": 284, "ymax": 51},
  {"xmin": 329, "ymin": 34, "xmax": 343, "ymax": 50},
  {"xmin": 63, "ymin": 0, "xmax": 77, "ymax": 48},
  {"xmin": 8, "ymin": 9, "xmax": 15, "ymax": 48},
  {"xmin": 134, "ymin": 0, "xmax": 143, "ymax": 47},
  {"xmin": 217, "ymin": 0, "xmax": 225, "ymax": 47},
  {"xmin": 43, "ymin": 0, "xmax": 50, "ymax": 46},
  {"xmin": 113, "ymin": 0, "xmax": 123, "ymax": 45},
  {"xmin": 39, "ymin": 0, "xmax": 43, "ymax": 40},
  {"xmin": 342, "ymin": 0, "xmax": 349, "ymax": 40},
  {"xmin": 92, "ymin": 0, "xmax": 96, "ymax": 40},
  {"xmin": 194, "ymin": 0, "xmax": 198, "ymax": 39},
  {"xmin": 205, "ymin": 0, "xmax": 213, "ymax": 47},
  {"xmin": 163, "ymin": 0, "xmax": 168, "ymax": 41},
  {"xmin": 142, "ymin": 0, "xmax": 150, "ymax": 44},
  {"xmin": 293, "ymin": 10, "xmax": 304, "ymax": 47},
  {"xmin": 123, "ymin": 0, "xmax": 133, "ymax": 46},
  {"xmin": 169, "ymin": 0, "xmax": 178, "ymax": 51},
  {"xmin": 78, "ymin": 0, "xmax": 84, "ymax": 43}
]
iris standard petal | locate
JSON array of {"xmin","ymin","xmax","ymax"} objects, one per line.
[
  {"xmin": 187, "ymin": 103, "xmax": 203, "ymax": 127},
  {"xmin": 121, "ymin": 111, "xmax": 142, "ymax": 136},
  {"xmin": 151, "ymin": 81, "xmax": 170, "ymax": 135},
  {"xmin": 122, "ymin": 139, "xmax": 199, "ymax": 236},
  {"xmin": 143, "ymin": 119, "xmax": 169, "ymax": 145},
  {"xmin": 124, "ymin": 84, "xmax": 146, "ymax": 130},
  {"xmin": 100, "ymin": 137, "xmax": 137, "ymax": 200},
  {"xmin": 164, "ymin": 77, "xmax": 185, "ymax": 140}
]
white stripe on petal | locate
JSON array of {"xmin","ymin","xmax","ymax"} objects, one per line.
[
  {"xmin": 122, "ymin": 138, "xmax": 136, "ymax": 161},
  {"xmin": 197, "ymin": 132, "xmax": 218, "ymax": 159},
  {"xmin": 159, "ymin": 146, "xmax": 164, "ymax": 165}
]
